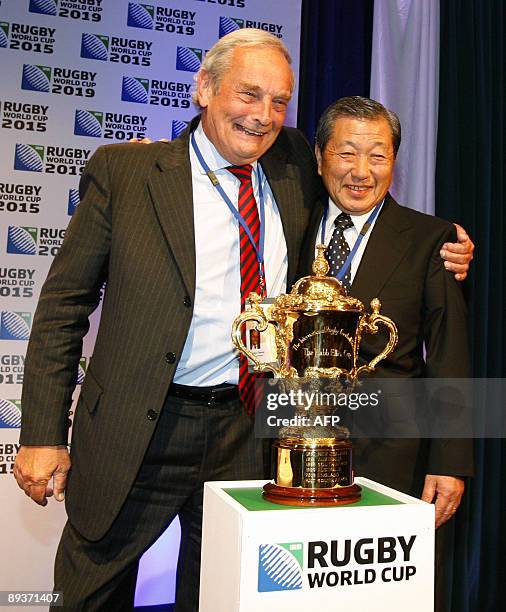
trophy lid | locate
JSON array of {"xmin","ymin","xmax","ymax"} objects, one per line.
[{"xmin": 275, "ymin": 244, "xmax": 364, "ymax": 313}]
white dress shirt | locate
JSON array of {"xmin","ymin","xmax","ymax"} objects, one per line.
[
  {"xmin": 316, "ymin": 197, "xmax": 384, "ymax": 283},
  {"xmin": 173, "ymin": 123, "xmax": 288, "ymax": 386}
]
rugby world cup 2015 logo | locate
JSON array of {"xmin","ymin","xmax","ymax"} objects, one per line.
[
  {"xmin": 122, "ymin": 76, "xmax": 149, "ymax": 103},
  {"xmin": 219, "ymin": 16, "xmax": 244, "ymax": 38},
  {"xmin": 14, "ymin": 144, "xmax": 44, "ymax": 173},
  {"xmin": 176, "ymin": 46, "xmax": 202, "ymax": 72},
  {"xmin": 74, "ymin": 109, "xmax": 103, "ymax": 137},
  {"xmin": 21, "ymin": 64, "xmax": 52, "ymax": 93},
  {"xmin": 128, "ymin": 3, "xmax": 155, "ymax": 29},
  {"xmin": 0, "ymin": 22, "xmax": 9, "ymax": 48},
  {"xmin": 29, "ymin": 0, "xmax": 58, "ymax": 16},
  {"xmin": 0, "ymin": 399, "xmax": 22, "ymax": 428},
  {"xmin": 0, "ymin": 312, "xmax": 32, "ymax": 341},
  {"xmin": 77, "ymin": 357, "xmax": 88, "ymax": 384},
  {"xmin": 7, "ymin": 226, "xmax": 38, "ymax": 255},
  {"xmin": 258, "ymin": 542, "xmax": 303, "ymax": 592},
  {"xmin": 68, "ymin": 188, "xmax": 80, "ymax": 215},
  {"xmin": 171, "ymin": 119, "xmax": 188, "ymax": 140},
  {"xmin": 81, "ymin": 33, "xmax": 109, "ymax": 61}
]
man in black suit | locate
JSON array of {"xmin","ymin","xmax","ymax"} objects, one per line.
[
  {"xmin": 13, "ymin": 35, "xmax": 472, "ymax": 612},
  {"xmin": 300, "ymin": 95, "xmax": 472, "ymax": 527}
]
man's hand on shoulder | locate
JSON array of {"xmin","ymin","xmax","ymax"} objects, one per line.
[
  {"xmin": 440, "ymin": 223, "xmax": 475, "ymax": 281},
  {"xmin": 13, "ymin": 445, "xmax": 71, "ymax": 506},
  {"xmin": 128, "ymin": 137, "xmax": 167, "ymax": 144},
  {"xmin": 421, "ymin": 474, "xmax": 465, "ymax": 528}
]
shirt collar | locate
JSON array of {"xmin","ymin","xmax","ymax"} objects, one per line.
[
  {"xmin": 193, "ymin": 122, "xmax": 258, "ymax": 174},
  {"xmin": 327, "ymin": 196, "xmax": 385, "ymax": 233}
]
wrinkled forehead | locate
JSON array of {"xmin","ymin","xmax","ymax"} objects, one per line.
[
  {"xmin": 329, "ymin": 117, "xmax": 395, "ymax": 149},
  {"xmin": 222, "ymin": 46, "xmax": 294, "ymax": 91}
]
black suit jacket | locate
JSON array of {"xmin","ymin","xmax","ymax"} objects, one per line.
[
  {"xmin": 20, "ymin": 117, "xmax": 323, "ymax": 539},
  {"xmin": 300, "ymin": 194, "xmax": 473, "ymax": 494}
]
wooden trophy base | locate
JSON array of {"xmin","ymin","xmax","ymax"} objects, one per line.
[{"xmin": 263, "ymin": 481, "xmax": 362, "ymax": 507}]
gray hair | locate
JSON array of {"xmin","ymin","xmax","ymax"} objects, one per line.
[
  {"xmin": 315, "ymin": 96, "xmax": 402, "ymax": 157},
  {"xmin": 192, "ymin": 28, "xmax": 294, "ymax": 107}
]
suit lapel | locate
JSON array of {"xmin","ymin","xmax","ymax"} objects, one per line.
[
  {"xmin": 261, "ymin": 143, "xmax": 304, "ymax": 284},
  {"xmin": 148, "ymin": 123, "xmax": 196, "ymax": 297},
  {"xmin": 351, "ymin": 195, "xmax": 412, "ymax": 302}
]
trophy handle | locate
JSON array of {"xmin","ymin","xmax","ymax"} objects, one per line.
[
  {"xmin": 231, "ymin": 292, "xmax": 280, "ymax": 376},
  {"xmin": 355, "ymin": 298, "xmax": 398, "ymax": 377}
]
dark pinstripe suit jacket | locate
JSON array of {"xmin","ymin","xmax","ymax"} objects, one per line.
[{"xmin": 20, "ymin": 117, "xmax": 323, "ymax": 540}]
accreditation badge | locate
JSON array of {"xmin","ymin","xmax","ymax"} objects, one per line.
[{"xmin": 244, "ymin": 298, "xmax": 278, "ymax": 370}]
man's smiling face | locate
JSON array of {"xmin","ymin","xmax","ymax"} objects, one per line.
[
  {"xmin": 197, "ymin": 46, "xmax": 293, "ymax": 165},
  {"xmin": 316, "ymin": 116, "xmax": 395, "ymax": 215}
]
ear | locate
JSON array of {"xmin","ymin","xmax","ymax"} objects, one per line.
[
  {"xmin": 315, "ymin": 145, "xmax": 323, "ymax": 176},
  {"xmin": 196, "ymin": 70, "xmax": 212, "ymax": 108}
]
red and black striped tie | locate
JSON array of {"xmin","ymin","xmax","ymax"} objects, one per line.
[{"xmin": 227, "ymin": 164, "xmax": 262, "ymax": 415}]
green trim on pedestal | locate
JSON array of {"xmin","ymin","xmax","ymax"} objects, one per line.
[{"xmin": 223, "ymin": 485, "xmax": 403, "ymax": 511}]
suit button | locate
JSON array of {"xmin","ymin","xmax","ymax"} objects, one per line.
[
  {"xmin": 165, "ymin": 352, "xmax": 176, "ymax": 364},
  {"xmin": 183, "ymin": 296, "xmax": 192, "ymax": 307},
  {"xmin": 147, "ymin": 409, "xmax": 158, "ymax": 421}
]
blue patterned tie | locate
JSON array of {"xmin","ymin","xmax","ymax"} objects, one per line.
[{"xmin": 325, "ymin": 213, "xmax": 354, "ymax": 289}]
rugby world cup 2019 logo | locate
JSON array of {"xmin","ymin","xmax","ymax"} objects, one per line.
[
  {"xmin": 14, "ymin": 144, "xmax": 44, "ymax": 173},
  {"xmin": 176, "ymin": 46, "xmax": 202, "ymax": 72},
  {"xmin": 171, "ymin": 119, "xmax": 188, "ymax": 140},
  {"xmin": 74, "ymin": 109, "xmax": 103, "ymax": 137},
  {"xmin": 21, "ymin": 64, "xmax": 51, "ymax": 93},
  {"xmin": 68, "ymin": 189, "xmax": 80, "ymax": 215},
  {"xmin": 128, "ymin": 3, "xmax": 155, "ymax": 29},
  {"xmin": 218, "ymin": 16, "xmax": 244, "ymax": 38},
  {"xmin": 29, "ymin": 0, "xmax": 58, "ymax": 16},
  {"xmin": 122, "ymin": 77, "xmax": 149, "ymax": 104},
  {"xmin": 6, "ymin": 226, "xmax": 38, "ymax": 255},
  {"xmin": 0, "ymin": 399, "xmax": 22, "ymax": 429},
  {"xmin": 0, "ymin": 22, "xmax": 9, "ymax": 48},
  {"xmin": 0, "ymin": 312, "xmax": 32, "ymax": 341},
  {"xmin": 81, "ymin": 33, "xmax": 109, "ymax": 61},
  {"xmin": 258, "ymin": 542, "xmax": 303, "ymax": 592}
]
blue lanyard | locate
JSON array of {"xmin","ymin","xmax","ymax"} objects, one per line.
[
  {"xmin": 191, "ymin": 131, "xmax": 266, "ymax": 295},
  {"xmin": 320, "ymin": 202, "xmax": 382, "ymax": 282}
]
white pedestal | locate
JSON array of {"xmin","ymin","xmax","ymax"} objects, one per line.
[{"xmin": 200, "ymin": 477, "xmax": 434, "ymax": 612}]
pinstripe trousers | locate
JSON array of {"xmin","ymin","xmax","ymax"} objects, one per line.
[{"xmin": 52, "ymin": 393, "xmax": 266, "ymax": 611}]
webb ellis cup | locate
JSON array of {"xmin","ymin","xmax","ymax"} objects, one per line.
[{"xmin": 232, "ymin": 245, "xmax": 398, "ymax": 506}]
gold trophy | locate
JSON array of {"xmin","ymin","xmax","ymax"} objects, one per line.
[{"xmin": 232, "ymin": 245, "xmax": 398, "ymax": 506}]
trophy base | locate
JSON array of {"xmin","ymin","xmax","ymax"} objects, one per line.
[
  {"xmin": 263, "ymin": 482, "xmax": 362, "ymax": 507},
  {"xmin": 265, "ymin": 437, "xmax": 361, "ymax": 506}
]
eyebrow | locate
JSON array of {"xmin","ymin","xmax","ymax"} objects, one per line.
[
  {"xmin": 339, "ymin": 140, "xmax": 390, "ymax": 148},
  {"xmin": 236, "ymin": 81, "xmax": 291, "ymax": 101}
]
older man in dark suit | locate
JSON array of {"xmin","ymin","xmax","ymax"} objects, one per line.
[
  {"xmin": 301, "ymin": 96, "xmax": 472, "ymax": 518},
  {"xmin": 299, "ymin": 96, "xmax": 472, "ymax": 611},
  {"xmin": 14, "ymin": 34, "xmax": 473, "ymax": 612},
  {"xmin": 14, "ymin": 29, "xmax": 322, "ymax": 611}
]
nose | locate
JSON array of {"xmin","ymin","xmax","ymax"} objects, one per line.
[
  {"xmin": 351, "ymin": 154, "xmax": 370, "ymax": 180},
  {"xmin": 253, "ymin": 97, "xmax": 273, "ymax": 126}
]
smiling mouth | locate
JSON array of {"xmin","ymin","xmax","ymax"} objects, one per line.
[
  {"xmin": 346, "ymin": 185, "xmax": 370, "ymax": 192},
  {"xmin": 235, "ymin": 124, "xmax": 267, "ymax": 137}
]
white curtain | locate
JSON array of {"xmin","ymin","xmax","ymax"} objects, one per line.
[{"xmin": 370, "ymin": 0, "xmax": 439, "ymax": 214}]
